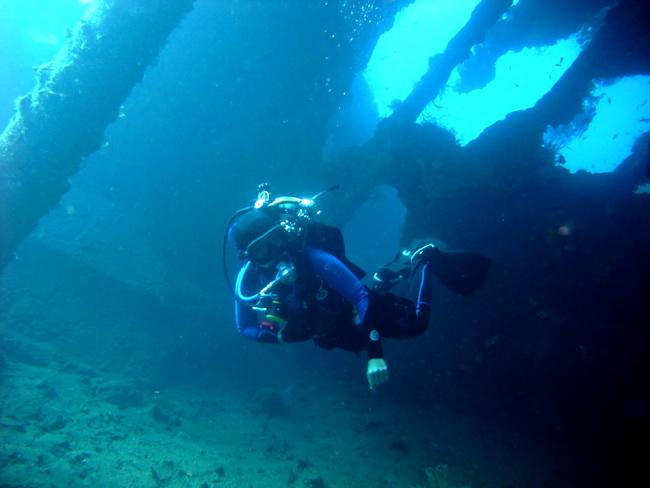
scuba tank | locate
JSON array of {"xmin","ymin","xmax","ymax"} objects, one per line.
[
  {"xmin": 224, "ymin": 183, "xmax": 343, "ymax": 301},
  {"xmin": 225, "ymin": 183, "xmax": 367, "ymax": 341}
]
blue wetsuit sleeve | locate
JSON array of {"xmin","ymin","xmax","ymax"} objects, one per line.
[
  {"xmin": 235, "ymin": 300, "xmax": 259, "ymax": 337},
  {"xmin": 306, "ymin": 247, "xmax": 382, "ymax": 358},
  {"xmin": 306, "ymin": 247, "xmax": 369, "ymax": 322}
]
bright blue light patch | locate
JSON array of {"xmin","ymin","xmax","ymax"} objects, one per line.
[
  {"xmin": 544, "ymin": 76, "xmax": 650, "ymax": 173},
  {"xmin": 418, "ymin": 35, "xmax": 585, "ymax": 145},
  {"xmin": 30, "ymin": 32, "xmax": 61, "ymax": 46},
  {"xmin": 363, "ymin": 0, "xmax": 481, "ymax": 119}
]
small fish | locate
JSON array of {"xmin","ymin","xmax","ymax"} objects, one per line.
[
  {"xmin": 612, "ymin": 133, "xmax": 619, "ymax": 140},
  {"xmin": 557, "ymin": 154, "xmax": 567, "ymax": 165}
]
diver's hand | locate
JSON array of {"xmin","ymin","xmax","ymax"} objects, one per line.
[{"xmin": 366, "ymin": 358, "xmax": 389, "ymax": 390}]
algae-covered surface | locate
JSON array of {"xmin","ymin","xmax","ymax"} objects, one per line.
[
  {"xmin": 0, "ymin": 231, "xmax": 561, "ymax": 487},
  {"xmin": 0, "ymin": 358, "xmax": 550, "ymax": 488}
]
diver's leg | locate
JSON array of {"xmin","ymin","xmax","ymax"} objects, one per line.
[
  {"xmin": 414, "ymin": 262, "xmax": 434, "ymax": 333},
  {"xmin": 371, "ymin": 261, "xmax": 433, "ymax": 339}
]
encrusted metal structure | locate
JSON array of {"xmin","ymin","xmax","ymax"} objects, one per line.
[{"xmin": 0, "ymin": 0, "xmax": 195, "ymax": 268}]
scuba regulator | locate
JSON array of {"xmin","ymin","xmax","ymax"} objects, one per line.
[
  {"xmin": 252, "ymin": 260, "xmax": 296, "ymax": 335},
  {"xmin": 224, "ymin": 183, "xmax": 340, "ymax": 324}
]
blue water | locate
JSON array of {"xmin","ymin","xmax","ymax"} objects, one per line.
[{"xmin": 1, "ymin": 1, "xmax": 648, "ymax": 486}]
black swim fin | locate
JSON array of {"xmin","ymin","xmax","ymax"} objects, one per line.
[{"xmin": 428, "ymin": 248, "xmax": 491, "ymax": 296}]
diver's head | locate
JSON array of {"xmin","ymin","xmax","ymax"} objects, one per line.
[{"xmin": 228, "ymin": 209, "xmax": 288, "ymax": 267}]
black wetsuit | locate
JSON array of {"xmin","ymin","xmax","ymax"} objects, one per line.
[{"xmin": 234, "ymin": 246, "xmax": 434, "ymax": 359}]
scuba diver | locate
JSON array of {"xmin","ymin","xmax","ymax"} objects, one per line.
[{"xmin": 224, "ymin": 184, "xmax": 491, "ymax": 390}]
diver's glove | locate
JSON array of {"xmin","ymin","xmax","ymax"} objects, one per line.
[
  {"xmin": 367, "ymin": 358, "xmax": 389, "ymax": 390},
  {"xmin": 363, "ymin": 329, "xmax": 389, "ymax": 389}
]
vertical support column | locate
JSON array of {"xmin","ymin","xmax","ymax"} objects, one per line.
[{"xmin": 0, "ymin": 0, "xmax": 195, "ymax": 268}]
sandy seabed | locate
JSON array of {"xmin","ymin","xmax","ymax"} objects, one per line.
[{"xmin": 0, "ymin": 358, "xmax": 552, "ymax": 488}]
